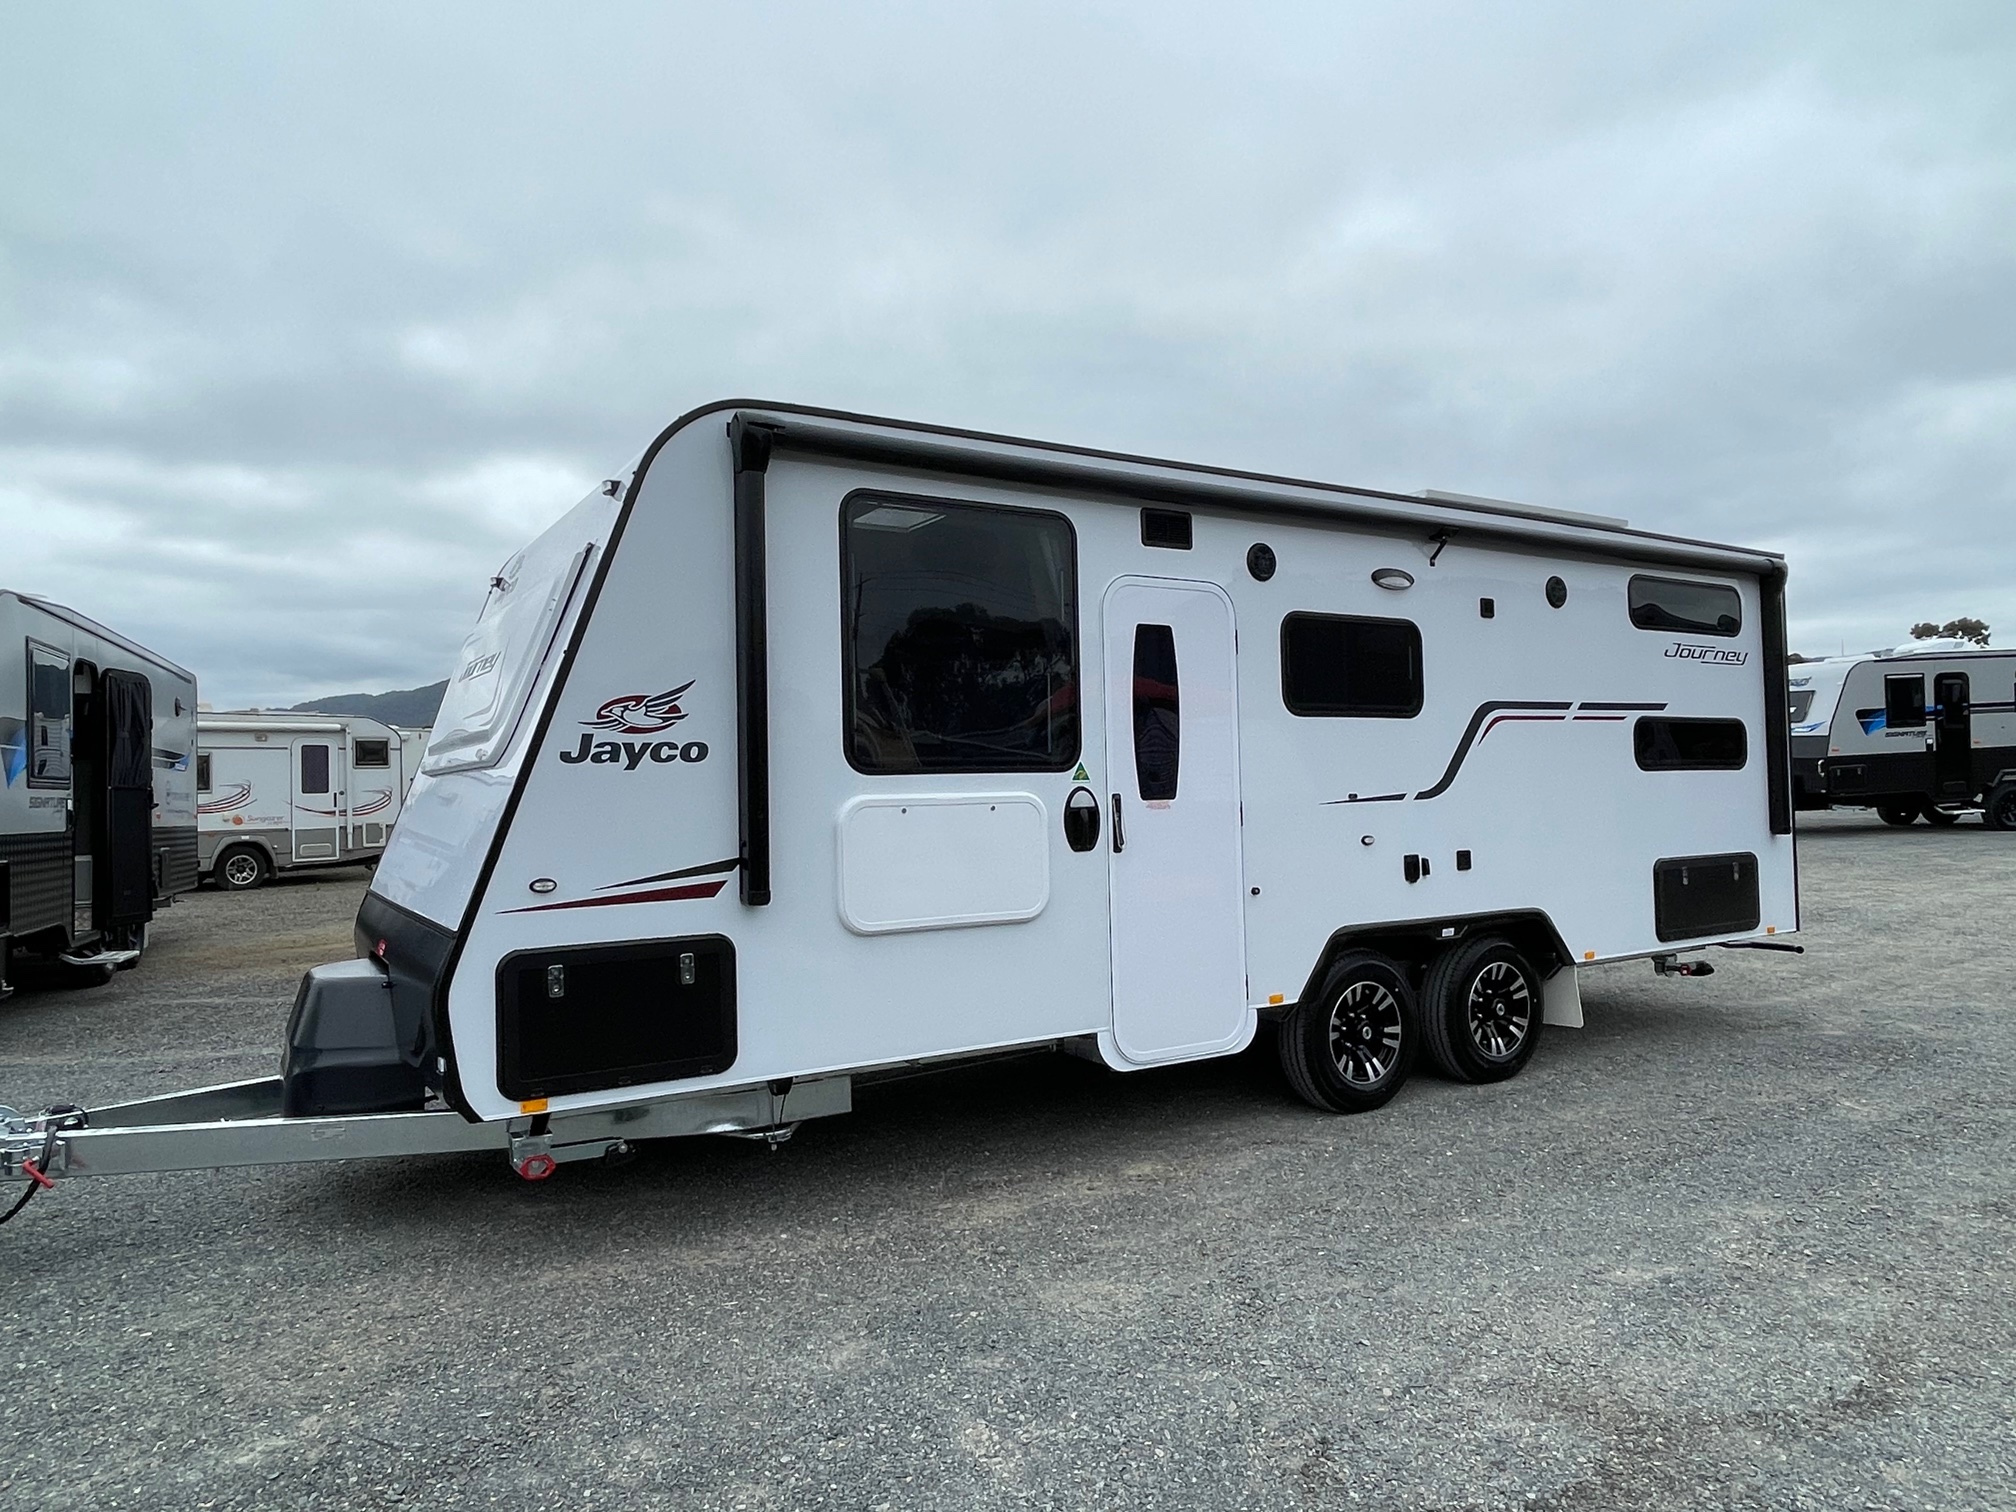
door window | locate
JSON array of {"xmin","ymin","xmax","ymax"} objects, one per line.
[
  {"xmin": 842, "ymin": 494, "xmax": 1079, "ymax": 773},
  {"xmin": 300, "ymin": 743, "xmax": 331, "ymax": 795},
  {"xmin": 26, "ymin": 641, "xmax": 72, "ymax": 786},
  {"xmin": 1883, "ymin": 674, "xmax": 1926, "ymax": 729},
  {"xmin": 1132, "ymin": 624, "xmax": 1180, "ymax": 801}
]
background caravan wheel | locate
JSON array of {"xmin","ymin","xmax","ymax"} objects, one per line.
[
  {"xmin": 1987, "ymin": 784, "xmax": 2016, "ymax": 832},
  {"xmin": 1876, "ymin": 801, "xmax": 1921, "ymax": 826},
  {"xmin": 1278, "ymin": 950, "xmax": 1418, "ymax": 1114},
  {"xmin": 1421, "ymin": 936, "xmax": 1544, "ymax": 1084},
  {"xmin": 216, "ymin": 846, "xmax": 270, "ymax": 892}
]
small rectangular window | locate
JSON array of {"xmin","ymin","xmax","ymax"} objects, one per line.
[
  {"xmin": 300, "ymin": 743, "xmax": 331, "ymax": 794},
  {"xmin": 1281, "ymin": 613, "xmax": 1423, "ymax": 718},
  {"xmin": 1132, "ymin": 624, "xmax": 1180, "ymax": 801},
  {"xmin": 196, "ymin": 752, "xmax": 212, "ymax": 792},
  {"xmin": 1628, "ymin": 576, "xmax": 1743, "ymax": 638},
  {"xmin": 1884, "ymin": 674, "xmax": 1926, "ymax": 730},
  {"xmin": 842, "ymin": 494, "xmax": 1079, "ymax": 774},
  {"xmin": 353, "ymin": 738, "xmax": 391, "ymax": 767},
  {"xmin": 26, "ymin": 641, "xmax": 72, "ymax": 788},
  {"xmin": 1634, "ymin": 717, "xmax": 1748, "ymax": 770}
]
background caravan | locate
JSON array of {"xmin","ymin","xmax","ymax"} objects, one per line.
[
  {"xmin": 1788, "ymin": 641, "xmax": 2016, "ymax": 828},
  {"xmin": 197, "ymin": 713, "xmax": 427, "ymax": 889},
  {"xmin": 0, "ymin": 590, "xmax": 198, "ymax": 998},
  {"xmin": 0, "ymin": 403, "xmax": 1800, "ymax": 1191}
]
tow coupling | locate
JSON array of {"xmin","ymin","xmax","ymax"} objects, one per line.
[{"xmin": 1652, "ymin": 956, "xmax": 1715, "ymax": 978}]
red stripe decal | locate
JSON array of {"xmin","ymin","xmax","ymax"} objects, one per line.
[
  {"xmin": 1571, "ymin": 715, "xmax": 1627, "ymax": 722},
  {"xmin": 503, "ymin": 879, "xmax": 727, "ymax": 914}
]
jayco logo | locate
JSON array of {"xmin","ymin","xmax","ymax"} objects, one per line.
[
  {"xmin": 559, "ymin": 681, "xmax": 709, "ymax": 768},
  {"xmin": 1665, "ymin": 643, "xmax": 1749, "ymax": 666}
]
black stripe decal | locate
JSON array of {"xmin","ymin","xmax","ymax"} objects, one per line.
[
  {"xmin": 1414, "ymin": 702, "xmax": 1573, "ymax": 800},
  {"xmin": 1322, "ymin": 792, "xmax": 1406, "ymax": 806},
  {"xmin": 1575, "ymin": 701, "xmax": 1668, "ymax": 711},
  {"xmin": 601, "ymin": 856, "xmax": 744, "ymax": 891}
]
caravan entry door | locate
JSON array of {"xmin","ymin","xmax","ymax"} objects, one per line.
[
  {"xmin": 1102, "ymin": 577, "xmax": 1247, "ymax": 1064},
  {"xmin": 291, "ymin": 739, "xmax": 343, "ymax": 861},
  {"xmin": 1933, "ymin": 672, "xmax": 1972, "ymax": 801}
]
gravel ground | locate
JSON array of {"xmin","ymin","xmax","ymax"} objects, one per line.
[{"xmin": 2, "ymin": 815, "xmax": 2013, "ymax": 1512}]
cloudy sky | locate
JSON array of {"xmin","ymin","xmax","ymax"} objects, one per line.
[{"xmin": 3, "ymin": 2, "xmax": 2012, "ymax": 706}]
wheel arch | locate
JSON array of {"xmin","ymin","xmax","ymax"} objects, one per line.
[
  {"xmin": 1288, "ymin": 910, "xmax": 1573, "ymax": 1013},
  {"xmin": 212, "ymin": 838, "xmax": 277, "ymax": 873}
]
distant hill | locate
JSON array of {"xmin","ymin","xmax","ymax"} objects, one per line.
[{"xmin": 290, "ymin": 680, "xmax": 448, "ymax": 728}]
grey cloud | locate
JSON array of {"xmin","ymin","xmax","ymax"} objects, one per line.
[{"xmin": 2, "ymin": 0, "xmax": 2014, "ymax": 705}]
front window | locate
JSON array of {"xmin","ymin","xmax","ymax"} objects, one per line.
[
  {"xmin": 1787, "ymin": 689, "xmax": 1815, "ymax": 723},
  {"xmin": 842, "ymin": 494, "xmax": 1079, "ymax": 774}
]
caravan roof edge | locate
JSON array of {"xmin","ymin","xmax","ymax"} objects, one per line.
[
  {"xmin": 1, "ymin": 589, "xmax": 197, "ymax": 682},
  {"xmin": 627, "ymin": 399, "xmax": 1786, "ymax": 579}
]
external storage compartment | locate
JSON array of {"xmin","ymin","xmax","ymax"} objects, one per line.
[
  {"xmin": 282, "ymin": 958, "xmax": 430, "ymax": 1116},
  {"xmin": 1653, "ymin": 853, "xmax": 1761, "ymax": 942},
  {"xmin": 497, "ymin": 935, "xmax": 736, "ymax": 1101}
]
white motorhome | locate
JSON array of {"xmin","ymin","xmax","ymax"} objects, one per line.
[
  {"xmin": 197, "ymin": 713, "xmax": 422, "ymax": 889},
  {"xmin": 1, "ymin": 591, "xmax": 198, "ymax": 997},
  {"xmin": 1789, "ymin": 639, "xmax": 2016, "ymax": 827},
  {"xmin": 1, "ymin": 403, "xmax": 1802, "ymax": 1198}
]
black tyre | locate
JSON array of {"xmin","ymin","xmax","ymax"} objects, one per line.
[
  {"xmin": 1987, "ymin": 784, "xmax": 2016, "ymax": 832},
  {"xmin": 1420, "ymin": 936, "xmax": 1544, "ymax": 1084},
  {"xmin": 1278, "ymin": 950, "xmax": 1417, "ymax": 1114},
  {"xmin": 215, "ymin": 846, "xmax": 269, "ymax": 891},
  {"xmin": 1876, "ymin": 801, "xmax": 1920, "ymax": 827},
  {"xmin": 1923, "ymin": 807, "xmax": 1961, "ymax": 827}
]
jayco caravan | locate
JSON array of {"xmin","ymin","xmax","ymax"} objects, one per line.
[
  {"xmin": 0, "ymin": 402, "xmax": 1800, "ymax": 1201},
  {"xmin": 1789, "ymin": 639, "xmax": 2016, "ymax": 827},
  {"xmin": 0, "ymin": 591, "xmax": 197, "ymax": 997},
  {"xmin": 197, "ymin": 713, "xmax": 424, "ymax": 888}
]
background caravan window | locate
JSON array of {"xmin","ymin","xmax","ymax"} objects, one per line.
[
  {"xmin": 1634, "ymin": 717, "xmax": 1749, "ymax": 771},
  {"xmin": 1281, "ymin": 614, "xmax": 1423, "ymax": 718},
  {"xmin": 1883, "ymin": 674, "xmax": 1926, "ymax": 729},
  {"xmin": 1628, "ymin": 576, "xmax": 1743, "ymax": 637},
  {"xmin": 353, "ymin": 738, "xmax": 391, "ymax": 767},
  {"xmin": 842, "ymin": 495, "xmax": 1079, "ymax": 774},
  {"xmin": 26, "ymin": 641, "xmax": 72, "ymax": 787}
]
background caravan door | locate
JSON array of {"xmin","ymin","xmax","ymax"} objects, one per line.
[
  {"xmin": 1102, "ymin": 577, "xmax": 1248, "ymax": 1064},
  {"xmin": 291, "ymin": 739, "xmax": 341, "ymax": 861},
  {"xmin": 1933, "ymin": 672, "xmax": 1971, "ymax": 803}
]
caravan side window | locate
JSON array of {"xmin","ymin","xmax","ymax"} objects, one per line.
[
  {"xmin": 353, "ymin": 738, "xmax": 390, "ymax": 767},
  {"xmin": 1628, "ymin": 576, "xmax": 1743, "ymax": 637},
  {"xmin": 1883, "ymin": 674, "xmax": 1926, "ymax": 729},
  {"xmin": 1281, "ymin": 613, "xmax": 1423, "ymax": 718},
  {"xmin": 1634, "ymin": 717, "xmax": 1748, "ymax": 770},
  {"xmin": 842, "ymin": 494, "xmax": 1079, "ymax": 774},
  {"xmin": 196, "ymin": 753, "xmax": 212, "ymax": 792},
  {"xmin": 25, "ymin": 641, "xmax": 72, "ymax": 787}
]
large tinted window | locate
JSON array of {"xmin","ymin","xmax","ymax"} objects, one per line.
[
  {"xmin": 26, "ymin": 642, "xmax": 72, "ymax": 787},
  {"xmin": 843, "ymin": 495, "xmax": 1078, "ymax": 773},
  {"xmin": 1281, "ymin": 613, "xmax": 1422, "ymax": 718},
  {"xmin": 1629, "ymin": 576, "xmax": 1743, "ymax": 637},
  {"xmin": 353, "ymin": 738, "xmax": 390, "ymax": 767},
  {"xmin": 1634, "ymin": 717, "xmax": 1748, "ymax": 770}
]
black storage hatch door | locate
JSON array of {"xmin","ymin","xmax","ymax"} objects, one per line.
[{"xmin": 1653, "ymin": 852, "xmax": 1760, "ymax": 942}]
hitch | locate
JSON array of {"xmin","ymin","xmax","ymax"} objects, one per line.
[{"xmin": 1652, "ymin": 955, "xmax": 1715, "ymax": 978}]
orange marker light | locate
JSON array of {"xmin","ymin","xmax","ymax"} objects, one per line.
[
  {"xmin": 520, "ymin": 1098, "xmax": 549, "ymax": 1115},
  {"xmin": 1268, "ymin": 994, "xmax": 1285, "ymax": 1006},
  {"xmin": 1583, "ymin": 950, "xmax": 1596, "ymax": 961}
]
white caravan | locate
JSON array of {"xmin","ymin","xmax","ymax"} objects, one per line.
[
  {"xmin": 1, "ymin": 403, "xmax": 1801, "ymax": 1201},
  {"xmin": 1, "ymin": 591, "xmax": 198, "ymax": 998},
  {"xmin": 1789, "ymin": 640, "xmax": 2016, "ymax": 827},
  {"xmin": 197, "ymin": 713, "xmax": 421, "ymax": 889}
]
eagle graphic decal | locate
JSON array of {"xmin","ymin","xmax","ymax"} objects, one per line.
[{"xmin": 583, "ymin": 682, "xmax": 695, "ymax": 735}]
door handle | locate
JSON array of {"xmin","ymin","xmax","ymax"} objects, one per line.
[{"xmin": 1111, "ymin": 793, "xmax": 1125, "ymax": 853}]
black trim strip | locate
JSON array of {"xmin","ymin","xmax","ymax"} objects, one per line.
[
  {"xmin": 1415, "ymin": 702, "xmax": 1573, "ymax": 800},
  {"xmin": 1759, "ymin": 565, "xmax": 1794, "ymax": 837},
  {"xmin": 602, "ymin": 856, "xmax": 743, "ymax": 890},
  {"xmin": 1576, "ymin": 701, "xmax": 1669, "ymax": 711},
  {"xmin": 1322, "ymin": 792, "xmax": 1406, "ymax": 806},
  {"xmin": 731, "ymin": 417, "xmax": 775, "ymax": 907}
]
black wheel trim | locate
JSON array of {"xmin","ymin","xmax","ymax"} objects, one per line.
[
  {"xmin": 1464, "ymin": 959, "xmax": 1534, "ymax": 1062},
  {"xmin": 1327, "ymin": 979, "xmax": 1404, "ymax": 1085},
  {"xmin": 1991, "ymin": 791, "xmax": 2016, "ymax": 828}
]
